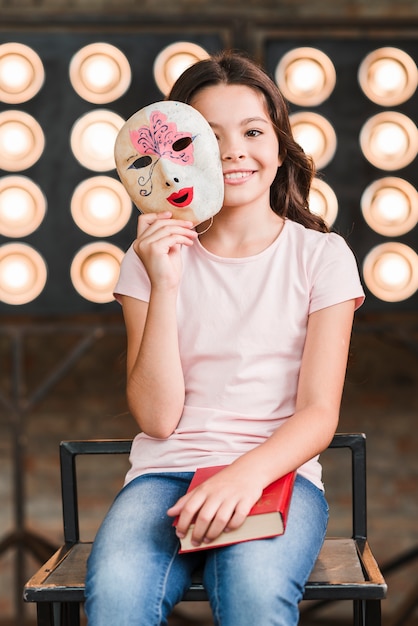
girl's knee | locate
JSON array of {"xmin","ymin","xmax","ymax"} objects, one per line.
[{"xmin": 213, "ymin": 584, "xmax": 300, "ymax": 626}]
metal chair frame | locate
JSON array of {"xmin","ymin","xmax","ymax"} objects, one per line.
[{"xmin": 24, "ymin": 433, "xmax": 386, "ymax": 625}]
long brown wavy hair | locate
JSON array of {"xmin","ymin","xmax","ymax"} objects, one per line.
[{"xmin": 168, "ymin": 50, "xmax": 329, "ymax": 233}]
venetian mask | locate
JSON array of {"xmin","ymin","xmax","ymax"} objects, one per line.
[{"xmin": 114, "ymin": 100, "xmax": 224, "ymax": 225}]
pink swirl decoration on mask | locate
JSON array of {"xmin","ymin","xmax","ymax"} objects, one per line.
[{"xmin": 129, "ymin": 110, "xmax": 194, "ymax": 165}]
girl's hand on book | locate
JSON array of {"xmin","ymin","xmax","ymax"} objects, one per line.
[
  {"xmin": 167, "ymin": 469, "xmax": 263, "ymax": 548},
  {"xmin": 133, "ymin": 211, "xmax": 198, "ymax": 290}
]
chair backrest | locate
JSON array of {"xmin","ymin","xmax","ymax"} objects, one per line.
[
  {"xmin": 327, "ymin": 433, "xmax": 367, "ymax": 540},
  {"xmin": 59, "ymin": 433, "xmax": 367, "ymax": 544},
  {"xmin": 60, "ymin": 439, "xmax": 132, "ymax": 543}
]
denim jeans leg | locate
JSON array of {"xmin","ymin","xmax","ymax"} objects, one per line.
[
  {"xmin": 85, "ymin": 472, "xmax": 327, "ymax": 626},
  {"xmin": 84, "ymin": 472, "xmax": 200, "ymax": 626},
  {"xmin": 202, "ymin": 475, "xmax": 329, "ymax": 626}
]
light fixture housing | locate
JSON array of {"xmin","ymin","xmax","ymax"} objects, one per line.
[
  {"xmin": 70, "ymin": 110, "xmax": 125, "ymax": 171},
  {"xmin": 71, "ymin": 176, "xmax": 132, "ymax": 237},
  {"xmin": 69, "ymin": 42, "xmax": 131, "ymax": 104},
  {"xmin": 309, "ymin": 178, "xmax": 338, "ymax": 226},
  {"xmin": 70, "ymin": 242, "xmax": 124, "ymax": 303},
  {"xmin": 290, "ymin": 112, "xmax": 337, "ymax": 169},
  {"xmin": 361, "ymin": 177, "xmax": 417, "ymax": 237},
  {"xmin": 0, "ymin": 42, "xmax": 45, "ymax": 104},
  {"xmin": 0, "ymin": 175, "xmax": 47, "ymax": 237},
  {"xmin": 153, "ymin": 42, "xmax": 209, "ymax": 96},
  {"xmin": 359, "ymin": 111, "xmax": 417, "ymax": 171},
  {"xmin": 275, "ymin": 47, "xmax": 336, "ymax": 106},
  {"xmin": 358, "ymin": 47, "xmax": 417, "ymax": 106},
  {"xmin": 0, "ymin": 110, "xmax": 45, "ymax": 171},
  {"xmin": 0, "ymin": 242, "xmax": 47, "ymax": 305},
  {"xmin": 363, "ymin": 242, "xmax": 418, "ymax": 302}
]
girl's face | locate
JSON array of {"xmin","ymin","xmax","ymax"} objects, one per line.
[
  {"xmin": 115, "ymin": 101, "xmax": 224, "ymax": 225},
  {"xmin": 191, "ymin": 84, "xmax": 282, "ymax": 214}
]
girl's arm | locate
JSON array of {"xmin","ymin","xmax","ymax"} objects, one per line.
[
  {"xmin": 121, "ymin": 212, "xmax": 198, "ymax": 438},
  {"xmin": 168, "ymin": 298, "xmax": 356, "ymax": 546}
]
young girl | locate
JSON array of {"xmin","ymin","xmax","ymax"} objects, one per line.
[{"xmin": 85, "ymin": 50, "xmax": 365, "ymax": 626}]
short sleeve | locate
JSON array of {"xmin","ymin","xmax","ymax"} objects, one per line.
[
  {"xmin": 309, "ymin": 233, "xmax": 365, "ymax": 314},
  {"xmin": 113, "ymin": 244, "xmax": 151, "ymax": 304}
]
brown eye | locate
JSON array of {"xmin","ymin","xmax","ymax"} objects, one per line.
[
  {"xmin": 129, "ymin": 155, "xmax": 152, "ymax": 170},
  {"xmin": 172, "ymin": 137, "xmax": 193, "ymax": 152}
]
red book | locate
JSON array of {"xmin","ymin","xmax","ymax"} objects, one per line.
[{"xmin": 175, "ymin": 465, "xmax": 296, "ymax": 553}]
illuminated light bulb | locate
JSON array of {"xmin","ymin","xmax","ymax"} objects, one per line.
[
  {"xmin": 69, "ymin": 42, "xmax": 131, "ymax": 104},
  {"xmin": 0, "ymin": 110, "xmax": 45, "ymax": 171},
  {"xmin": 374, "ymin": 123, "xmax": 408, "ymax": 157},
  {"xmin": 70, "ymin": 242, "xmax": 124, "ymax": 303},
  {"xmin": 363, "ymin": 242, "xmax": 418, "ymax": 302},
  {"xmin": 71, "ymin": 176, "xmax": 132, "ymax": 237},
  {"xmin": 309, "ymin": 178, "xmax": 338, "ymax": 226},
  {"xmin": 70, "ymin": 110, "xmax": 125, "ymax": 171},
  {"xmin": 275, "ymin": 47, "xmax": 336, "ymax": 106},
  {"xmin": 153, "ymin": 42, "xmax": 209, "ymax": 96},
  {"xmin": 375, "ymin": 190, "xmax": 408, "ymax": 221},
  {"xmin": 291, "ymin": 60, "xmax": 324, "ymax": 93},
  {"xmin": 0, "ymin": 42, "xmax": 44, "ymax": 104},
  {"xmin": 360, "ymin": 112, "xmax": 417, "ymax": 170},
  {"xmin": 0, "ymin": 242, "xmax": 47, "ymax": 305},
  {"xmin": 358, "ymin": 47, "xmax": 417, "ymax": 106},
  {"xmin": 361, "ymin": 177, "xmax": 417, "ymax": 236},
  {"xmin": 0, "ymin": 175, "xmax": 47, "ymax": 237},
  {"xmin": 377, "ymin": 254, "xmax": 410, "ymax": 287},
  {"xmin": 290, "ymin": 112, "xmax": 337, "ymax": 169},
  {"xmin": 373, "ymin": 59, "xmax": 406, "ymax": 94}
]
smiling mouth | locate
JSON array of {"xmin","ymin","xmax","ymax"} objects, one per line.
[
  {"xmin": 167, "ymin": 187, "xmax": 194, "ymax": 207},
  {"xmin": 224, "ymin": 171, "xmax": 253, "ymax": 180}
]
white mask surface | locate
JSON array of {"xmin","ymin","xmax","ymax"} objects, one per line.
[{"xmin": 115, "ymin": 101, "xmax": 224, "ymax": 225}]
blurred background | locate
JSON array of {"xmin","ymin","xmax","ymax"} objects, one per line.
[{"xmin": 0, "ymin": 0, "xmax": 417, "ymax": 624}]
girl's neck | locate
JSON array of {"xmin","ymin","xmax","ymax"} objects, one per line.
[{"xmin": 198, "ymin": 206, "xmax": 284, "ymax": 258}]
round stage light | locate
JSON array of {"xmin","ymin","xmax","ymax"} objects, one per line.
[
  {"xmin": 0, "ymin": 175, "xmax": 47, "ymax": 238},
  {"xmin": 359, "ymin": 112, "xmax": 417, "ymax": 171},
  {"xmin": 0, "ymin": 110, "xmax": 45, "ymax": 172},
  {"xmin": 71, "ymin": 176, "xmax": 132, "ymax": 237},
  {"xmin": 153, "ymin": 42, "xmax": 209, "ymax": 96},
  {"xmin": 363, "ymin": 242, "xmax": 418, "ymax": 302},
  {"xmin": 69, "ymin": 42, "xmax": 131, "ymax": 104},
  {"xmin": 309, "ymin": 178, "xmax": 338, "ymax": 226},
  {"xmin": 70, "ymin": 242, "xmax": 124, "ymax": 303},
  {"xmin": 70, "ymin": 110, "xmax": 125, "ymax": 171},
  {"xmin": 290, "ymin": 112, "xmax": 337, "ymax": 169},
  {"xmin": 0, "ymin": 242, "xmax": 47, "ymax": 305},
  {"xmin": 275, "ymin": 47, "xmax": 336, "ymax": 106},
  {"xmin": 0, "ymin": 42, "xmax": 45, "ymax": 104},
  {"xmin": 361, "ymin": 177, "xmax": 417, "ymax": 237},
  {"xmin": 358, "ymin": 47, "xmax": 417, "ymax": 106}
]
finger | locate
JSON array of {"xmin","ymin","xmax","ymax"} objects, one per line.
[
  {"xmin": 166, "ymin": 493, "xmax": 187, "ymax": 518},
  {"xmin": 221, "ymin": 502, "xmax": 250, "ymax": 532},
  {"xmin": 192, "ymin": 501, "xmax": 237, "ymax": 546},
  {"xmin": 144, "ymin": 231, "xmax": 198, "ymax": 256},
  {"xmin": 139, "ymin": 210, "xmax": 172, "ymax": 224},
  {"xmin": 137, "ymin": 211, "xmax": 195, "ymax": 233},
  {"xmin": 168, "ymin": 492, "xmax": 207, "ymax": 539},
  {"xmin": 136, "ymin": 223, "xmax": 197, "ymax": 251},
  {"xmin": 134, "ymin": 223, "xmax": 197, "ymax": 254},
  {"xmin": 136, "ymin": 211, "xmax": 171, "ymax": 237}
]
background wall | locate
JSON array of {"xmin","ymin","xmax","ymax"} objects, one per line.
[{"xmin": 0, "ymin": 1, "xmax": 417, "ymax": 624}]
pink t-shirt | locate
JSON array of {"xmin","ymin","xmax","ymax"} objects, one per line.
[{"xmin": 115, "ymin": 219, "xmax": 365, "ymax": 489}]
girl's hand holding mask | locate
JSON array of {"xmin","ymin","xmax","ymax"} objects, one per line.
[{"xmin": 133, "ymin": 211, "xmax": 198, "ymax": 290}]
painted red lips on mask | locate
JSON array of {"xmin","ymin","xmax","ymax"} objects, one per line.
[{"xmin": 167, "ymin": 187, "xmax": 194, "ymax": 207}]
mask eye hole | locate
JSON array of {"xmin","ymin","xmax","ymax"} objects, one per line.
[
  {"xmin": 129, "ymin": 155, "xmax": 152, "ymax": 169},
  {"xmin": 172, "ymin": 137, "xmax": 193, "ymax": 152}
]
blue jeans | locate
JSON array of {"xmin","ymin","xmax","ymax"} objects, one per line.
[{"xmin": 85, "ymin": 473, "xmax": 328, "ymax": 626}]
